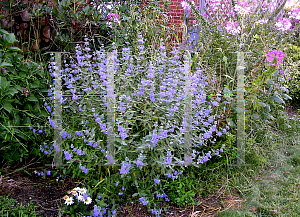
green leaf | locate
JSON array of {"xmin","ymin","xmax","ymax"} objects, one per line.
[
  {"xmin": 3, "ymin": 33, "xmax": 18, "ymax": 46},
  {"xmin": 127, "ymin": 112, "xmax": 134, "ymax": 120},
  {"xmin": 7, "ymin": 47, "xmax": 22, "ymax": 52},
  {"xmin": 29, "ymin": 80, "xmax": 41, "ymax": 89},
  {"xmin": 27, "ymin": 96, "xmax": 38, "ymax": 102},
  {"xmin": 251, "ymin": 114, "xmax": 260, "ymax": 119},
  {"xmin": 273, "ymin": 95, "xmax": 285, "ymax": 104},
  {"xmin": 0, "ymin": 62, "xmax": 13, "ymax": 68},
  {"xmin": 259, "ymin": 102, "xmax": 266, "ymax": 107},
  {"xmin": 15, "ymin": 85, "xmax": 23, "ymax": 93},
  {"xmin": 0, "ymin": 29, "xmax": 9, "ymax": 35},
  {"xmin": 14, "ymin": 114, "xmax": 20, "ymax": 126},
  {"xmin": 19, "ymin": 71, "xmax": 26, "ymax": 78},
  {"xmin": 16, "ymin": 63, "xmax": 28, "ymax": 72},
  {"xmin": 7, "ymin": 87, "xmax": 18, "ymax": 96},
  {"xmin": 222, "ymin": 56, "xmax": 228, "ymax": 65},
  {"xmin": 283, "ymin": 94, "xmax": 292, "ymax": 100},
  {"xmin": 3, "ymin": 101, "xmax": 13, "ymax": 113},
  {"xmin": 22, "ymin": 117, "xmax": 31, "ymax": 125},
  {"xmin": 0, "ymin": 76, "xmax": 10, "ymax": 90}
]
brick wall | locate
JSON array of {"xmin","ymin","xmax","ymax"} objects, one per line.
[{"xmin": 1, "ymin": 0, "xmax": 287, "ymax": 51}]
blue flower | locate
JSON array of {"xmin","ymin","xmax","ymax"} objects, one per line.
[
  {"xmin": 92, "ymin": 205, "xmax": 101, "ymax": 217},
  {"xmin": 136, "ymin": 159, "xmax": 144, "ymax": 167},
  {"xmin": 212, "ymin": 101, "xmax": 219, "ymax": 106},
  {"xmin": 64, "ymin": 151, "xmax": 72, "ymax": 160},
  {"xmin": 206, "ymin": 151, "xmax": 211, "ymax": 158},
  {"xmin": 139, "ymin": 197, "xmax": 148, "ymax": 205},
  {"xmin": 72, "ymin": 95, "xmax": 78, "ymax": 101},
  {"xmin": 154, "ymin": 178, "xmax": 160, "ymax": 184},
  {"xmin": 83, "ymin": 194, "xmax": 89, "ymax": 201},
  {"xmin": 79, "ymin": 165, "xmax": 88, "ymax": 174},
  {"xmin": 164, "ymin": 151, "xmax": 172, "ymax": 164},
  {"xmin": 76, "ymin": 131, "xmax": 83, "ymax": 137},
  {"xmin": 46, "ymin": 171, "xmax": 51, "ymax": 175},
  {"xmin": 76, "ymin": 149, "xmax": 82, "ymax": 155},
  {"xmin": 61, "ymin": 130, "xmax": 68, "ymax": 139},
  {"xmin": 120, "ymin": 160, "xmax": 131, "ymax": 175},
  {"xmin": 46, "ymin": 106, "xmax": 51, "ymax": 112}
]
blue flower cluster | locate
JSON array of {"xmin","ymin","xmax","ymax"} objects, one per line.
[{"xmin": 120, "ymin": 158, "xmax": 131, "ymax": 175}]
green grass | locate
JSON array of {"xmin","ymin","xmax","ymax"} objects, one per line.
[
  {"xmin": 213, "ymin": 111, "xmax": 300, "ymax": 217},
  {"xmin": 0, "ymin": 194, "xmax": 39, "ymax": 217}
]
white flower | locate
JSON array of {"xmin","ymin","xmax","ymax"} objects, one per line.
[
  {"xmin": 73, "ymin": 187, "xmax": 81, "ymax": 192},
  {"xmin": 65, "ymin": 197, "xmax": 74, "ymax": 206},
  {"xmin": 77, "ymin": 195, "xmax": 84, "ymax": 202},
  {"xmin": 70, "ymin": 190, "xmax": 78, "ymax": 197},
  {"xmin": 63, "ymin": 195, "xmax": 69, "ymax": 200},
  {"xmin": 257, "ymin": 18, "xmax": 268, "ymax": 25},
  {"xmin": 78, "ymin": 187, "xmax": 87, "ymax": 194},
  {"xmin": 83, "ymin": 197, "xmax": 92, "ymax": 205}
]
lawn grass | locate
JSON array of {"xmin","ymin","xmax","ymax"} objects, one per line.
[
  {"xmin": 0, "ymin": 194, "xmax": 38, "ymax": 217},
  {"xmin": 213, "ymin": 110, "xmax": 300, "ymax": 217}
]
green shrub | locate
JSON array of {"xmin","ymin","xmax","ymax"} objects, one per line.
[
  {"xmin": 283, "ymin": 43, "xmax": 300, "ymax": 108},
  {"xmin": 0, "ymin": 28, "xmax": 52, "ymax": 166}
]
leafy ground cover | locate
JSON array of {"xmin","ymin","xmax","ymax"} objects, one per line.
[{"xmin": 0, "ymin": 106, "xmax": 299, "ymax": 217}]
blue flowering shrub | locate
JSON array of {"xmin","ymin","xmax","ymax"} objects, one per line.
[{"xmin": 32, "ymin": 32, "xmax": 234, "ymax": 216}]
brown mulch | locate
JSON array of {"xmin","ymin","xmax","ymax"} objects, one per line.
[{"xmin": 0, "ymin": 160, "xmax": 245, "ymax": 217}]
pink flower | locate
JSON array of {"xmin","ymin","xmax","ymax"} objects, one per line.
[
  {"xmin": 266, "ymin": 50, "xmax": 284, "ymax": 67},
  {"xmin": 275, "ymin": 17, "xmax": 292, "ymax": 32},
  {"xmin": 181, "ymin": 0, "xmax": 195, "ymax": 15},
  {"xmin": 234, "ymin": 0, "xmax": 252, "ymax": 15},
  {"xmin": 289, "ymin": 7, "xmax": 300, "ymax": 20},
  {"xmin": 225, "ymin": 21, "xmax": 241, "ymax": 35},
  {"xmin": 210, "ymin": 0, "xmax": 221, "ymax": 11},
  {"xmin": 268, "ymin": 1, "xmax": 277, "ymax": 13},
  {"xmin": 107, "ymin": 13, "xmax": 120, "ymax": 24}
]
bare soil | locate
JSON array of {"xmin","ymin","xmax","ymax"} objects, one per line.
[{"xmin": 0, "ymin": 161, "xmax": 244, "ymax": 217}]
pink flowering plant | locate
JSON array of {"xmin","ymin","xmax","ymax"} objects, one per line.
[{"xmin": 188, "ymin": 0, "xmax": 299, "ymax": 125}]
